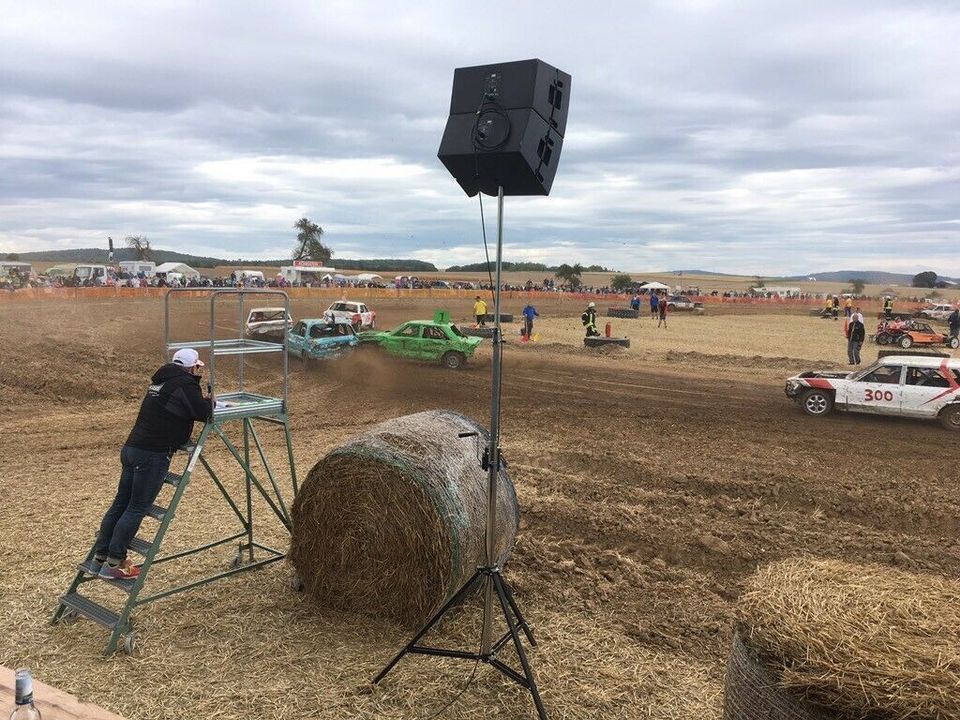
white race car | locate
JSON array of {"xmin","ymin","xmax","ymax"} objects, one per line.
[
  {"xmin": 324, "ymin": 300, "xmax": 376, "ymax": 330},
  {"xmin": 245, "ymin": 307, "xmax": 293, "ymax": 341},
  {"xmin": 919, "ymin": 303, "xmax": 956, "ymax": 322},
  {"xmin": 785, "ymin": 355, "xmax": 960, "ymax": 430}
]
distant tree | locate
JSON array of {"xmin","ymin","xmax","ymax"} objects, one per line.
[
  {"xmin": 610, "ymin": 273, "xmax": 633, "ymax": 292},
  {"xmin": 753, "ymin": 276, "xmax": 765, "ymax": 288},
  {"xmin": 912, "ymin": 271, "xmax": 938, "ymax": 288},
  {"xmin": 555, "ymin": 262, "xmax": 584, "ymax": 289},
  {"xmin": 848, "ymin": 278, "xmax": 866, "ymax": 295},
  {"xmin": 125, "ymin": 235, "xmax": 152, "ymax": 260},
  {"xmin": 585, "ymin": 264, "xmax": 608, "ymax": 272},
  {"xmin": 292, "ymin": 217, "xmax": 332, "ymax": 264},
  {"xmin": 5, "ymin": 253, "xmax": 19, "ymax": 261}
]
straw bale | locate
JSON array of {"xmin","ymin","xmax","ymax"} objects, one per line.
[
  {"xmin": 736, "ymin": 558, "xmax": 960, "ymax": 720},
  {"xmin": 289, "ymin": 409, "xmax": 519, "ymax": 626}
]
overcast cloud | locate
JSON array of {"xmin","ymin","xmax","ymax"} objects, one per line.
[{"xmin": 1, "ymin": 0, "xmax": 958, "ymax": 274}]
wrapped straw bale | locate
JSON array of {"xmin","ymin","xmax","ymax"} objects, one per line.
[
  {"xmin": 289, "ymin": 410, "xmax": 519, "ymax": 626},
  {"xmin": 728, "ymin": 558, "xmax": 960, "ymax": 720}
]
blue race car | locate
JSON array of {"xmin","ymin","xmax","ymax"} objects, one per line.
[{"xmin": 286, "ymin": 318, "xmax": 358, "ymax": 360}]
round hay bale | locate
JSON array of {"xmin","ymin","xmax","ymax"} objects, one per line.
[
  {"xmin": 736, "ymin": 558, "xmax": 960, "ymax": 719},
  {"xmin": 724, "ymin": 631, "xmax": 840, "ymax": 720},
  {"xmin": 289, "ymin": 409, "xmax": 519, "ymax": 626}
]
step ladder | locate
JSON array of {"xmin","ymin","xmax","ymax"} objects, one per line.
[{"xmin": 52, "ymin": 289, "xmax": 298, "ymax": 655}]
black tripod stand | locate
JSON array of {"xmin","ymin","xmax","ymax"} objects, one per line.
[{"xmin": 372, "ymin": 187, "xmax": 548, "ymax": 719}]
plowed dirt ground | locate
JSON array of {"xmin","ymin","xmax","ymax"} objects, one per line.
[{"xmin": 1, "ymin": 294, "xmax": 957, "ymax": 719}]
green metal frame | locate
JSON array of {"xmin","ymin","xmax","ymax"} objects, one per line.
[{"xmin": 53, "ymin": 289, "xmax": 298, "ymax": 655}]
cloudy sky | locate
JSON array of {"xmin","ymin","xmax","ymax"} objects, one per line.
[{"xmin": 1, "ymin": 0, "xmax": 958, "ymax": 275}]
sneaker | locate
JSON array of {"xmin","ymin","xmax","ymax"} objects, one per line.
[
  {"xmin": 99, "ymin": 558, "xmax": 140, "ymax": 581},
  {"xmin": 83, "ymin": 558, "xmax": 105, "ymax": 578}
]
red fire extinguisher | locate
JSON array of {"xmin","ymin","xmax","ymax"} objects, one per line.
[{"xmin": 605, "ymin": 322, "xmax": 612, "ymax": 337}]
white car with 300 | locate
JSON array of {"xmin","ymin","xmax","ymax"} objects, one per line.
[{"xmin": 785, "ymin": 354, "xmax": 960, "ymax": 430}]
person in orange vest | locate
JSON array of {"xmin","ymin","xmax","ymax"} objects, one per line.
[{"xmin": 844, "ymin": 296, "xmax": 853, "ymax": 318}]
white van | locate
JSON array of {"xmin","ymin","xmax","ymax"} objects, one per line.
[{"xmin": 73, "ymin": 264, "xmax": 111, "ymax": 286}]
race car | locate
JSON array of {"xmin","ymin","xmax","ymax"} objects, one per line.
[
  {"xmin": 245, "ymin": 307, "xmax": 293, "ymax": 341},
  {"xmin": 874, "ymin": 319, "xmax": 959, "ymax": 349},
  {"xmin": 358, "ymin": 310, "xmax": 481, "ymax": 369},
  {"xmin": 324, "ymin": 300, "xmax": 376, "ymax": 330},
  {"xmin": 286, "ymin": 319, "xmax": 358, "ymax": 360},
  {"xmin": 665, "ymin": 295, "xmax": 705, "ymax": 313},
  {"xmin": 918, "ymin": 303, "xmax": 956, "ymax": 322},
  {"xmin": 784, "ymin": 355, "xmax": 960, "ymax": 430},
  {"xmin": 893, "ymin": 321, "xmax": 957, "ymax": 349}
]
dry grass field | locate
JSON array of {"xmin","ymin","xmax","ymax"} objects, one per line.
[{"xmin": 1, "ymin": 291, "xmax": 958, "ymax": 719}]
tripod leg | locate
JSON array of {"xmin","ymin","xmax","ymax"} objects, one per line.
[
  {"xmin": 492, "ymin": 573, "xmax": 549, "ymax": 720},
  {"xmin": 373, "ymin": 569, "xmax": 483, "ymax": 684},
  {"xmin": 500, "ymin": 575, "xmax": 537, "ymax": 647}
]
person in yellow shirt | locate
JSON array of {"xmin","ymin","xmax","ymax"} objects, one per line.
[
  {"xmin": 844, "ymin": 296, "xmax": 853, "ymax": 318},
  {"xmin": 473, "ymin": 296, "xmax": 488, "ymax": 327}
]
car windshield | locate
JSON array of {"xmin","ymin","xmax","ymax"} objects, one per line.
[{"xmin": 310, "ymin": 323, "xmax": 353, "ymax": 338}]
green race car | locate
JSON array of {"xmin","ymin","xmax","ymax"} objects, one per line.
[{"xmin": 359, "ymin": 310, "xmax": 482, "ymax": 369}]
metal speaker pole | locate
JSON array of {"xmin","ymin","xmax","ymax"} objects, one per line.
[
  {"xmin": 481, "ymin": 185, "xmax": 505, "ymax": 655},
  {"xmin": 373, "ymin": 57, "xmax": 571, "ymax": 720}
]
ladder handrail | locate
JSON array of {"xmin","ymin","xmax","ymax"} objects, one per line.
[{"xmin": 162, "ymin": 287, "xmax": 291, "ymax": 409}]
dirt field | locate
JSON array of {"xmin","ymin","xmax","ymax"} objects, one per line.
[{"xmin": 1, "ymin": 292, "xmax": 958, "ymax": 719}]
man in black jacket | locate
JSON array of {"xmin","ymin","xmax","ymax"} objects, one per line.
[
  {"xmin": 847, "ymin": 314, "xmax": 866, "ymax": 365},
  {"xmin": 93, "ymin": 348, "xmax": 212, "ymax": 580},
  {"xmin": 949, "ymin": 308, "xmax": 960, "ymax": 340}
]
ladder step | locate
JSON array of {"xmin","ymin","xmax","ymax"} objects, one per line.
[
  {"xmin": 127, "ymin": 536, "xmax": 153, "ymax": 556},
  {"xmin": 59, "ymin": 593, "xmax": 119, "ymax": 630},
  {"xmin": 77, "ymin": 562, "xmax": 136, "ymax": 593},
  {"xmin": 164, "ymin": 470, "xmax": 183, "ymax": 488},
  {"xmin": 145, "ymin": 504, "xmax": 167, "ymax": 521}
]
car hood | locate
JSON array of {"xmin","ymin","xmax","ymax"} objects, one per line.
[{"xmin": 789, "ymin": 370, "xmax": 851, "ymax": 381}]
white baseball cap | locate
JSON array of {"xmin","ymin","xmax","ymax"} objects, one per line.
[
  {"xmin": 172, "ymin": 348, "xmax": 205, "ymax": 368},
  {"xmin": 588, "ymin": 301, "xmax": 595, "ymax": 308}
]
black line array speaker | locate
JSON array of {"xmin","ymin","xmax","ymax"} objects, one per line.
[{"xmin": 438, "ymin": 58, "xmax": 571, "ymax": 197}]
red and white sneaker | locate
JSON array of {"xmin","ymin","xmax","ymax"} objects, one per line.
[{"xmin": 98, "ymin": 558, "xmax": 140, "ymax": 580}]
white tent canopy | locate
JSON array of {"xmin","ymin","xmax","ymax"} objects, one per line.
[
  {"xmin": 640, "ymin": 281, "xmax": 671, "ymax": 291},
  {"xmin": 154, "ymin": 262, "xmax": 201, "ymax": 279}
]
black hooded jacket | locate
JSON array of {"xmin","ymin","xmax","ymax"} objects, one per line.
[{"xmin": 125, "ymin": 364, "xmax": 212, "ymax": 452}]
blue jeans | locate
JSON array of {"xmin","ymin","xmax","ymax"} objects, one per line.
[{"xmin": 95, "ymin": 446, "xmax": 171, "ymax": 562}]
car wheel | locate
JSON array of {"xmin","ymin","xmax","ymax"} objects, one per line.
[
  {"xmin": 949, "ymin": 336, "xmax": 959, "ymax": 349},
  {"xmin": 938, "ymin": 404, "xmax": 960, "ymax": 431},
  {"xmin": 799, "ymin": 388, "xmax": 833, "ymax": 417},
  {"xmin": 442, "ymin": 351, "xmax": 465, "ymax": 369},
  {"xmin": 899, "ymin": 335, "xmax": 913, "ymax": 349}
]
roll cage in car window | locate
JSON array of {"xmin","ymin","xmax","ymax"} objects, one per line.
[
  {"xmin": 905, "ymin": 367, "xmax": 951, "ymax": 388},
  {"xmin": 854, "ymin": 364, "xmax": 904, "ymax": 384}
]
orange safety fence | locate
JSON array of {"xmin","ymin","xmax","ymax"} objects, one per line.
[{"xmin": 0, "ymin": 286, "xmax": 922, "ymax": 313}]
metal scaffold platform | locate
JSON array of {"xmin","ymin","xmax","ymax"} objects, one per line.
[{"xmin": 52, "ymin": 288, "xmax": 298, "ymax": 655}]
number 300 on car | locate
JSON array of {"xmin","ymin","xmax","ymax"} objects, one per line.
[{"xmin": 864, "ymin": 389, "xmax": 894, "ymax": 402}]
